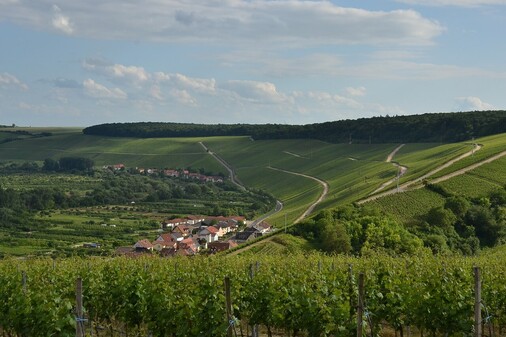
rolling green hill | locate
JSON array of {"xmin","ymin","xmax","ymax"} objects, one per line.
[{"xmin": 1, "ymin": 130, "xmax": 505, "ymax": 228}]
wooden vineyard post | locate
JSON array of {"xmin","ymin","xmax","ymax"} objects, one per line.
[
  {"xmin": 225, "ymin": 276, "xmax": 233, "ymax": 337},
  {"xmin": 21, "ymin": 271, "xmax": 27, "ymax": 293},
  {"xmin": 348, "ymin": 264, "xmax": 354, "ymax": 319},
  {"xmin": 250, "ymin": 264, "xmax": 259, "ymax": 337},
  {"xmin": 76, "ymin": 277, "xmax": 85, "ymax": 337},
  {"xmin": 357, "ymin": 273, "xmax": 365, "ymax": 337},
  {"xmin": 474, "ymin": 267, "xmax": 481, "ymax": 337}
]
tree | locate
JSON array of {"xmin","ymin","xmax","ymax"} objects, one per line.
[
  {"xmin": 490, "ymin": 189, "xmax": 506, "ymax": 207},
  {"xmin": 465, "ymin": 206, "xmax": 501, "ymax": 247},
  {"xmin": 426, "ymin": 207, "xmax": 457, "ymax": 229},
  {"xmin": 319, "ymin": 219, "xmax": 351, "ymax": 254},
  {"xmin": 59, "ymin": 157, "xmax": 94, "ymax": 171},
  {"xmin": 444, "ymin": 196, "xmax": 470, "ymax": 218},
  {"xmin": 43, "ymin": 158, "xmax": 60, "ymax": 171}
]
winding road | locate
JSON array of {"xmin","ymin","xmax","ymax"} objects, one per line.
[
  {"xmin": 370, "ymin": 144, "xmax": 408, "ymax": 195},
  {"xmin": 199, "ymin": 142, "xmax": 245, "ymax": 191},
  {"xmin": 267, "ymin": 166, "xmax": 329, "ymax": 223},
  {"xmin": 358, "ymin": 143, "xmax": 486, "ymax": 204},
  {"xmin": 199, "ymin": 141, "xmax": 285, "ymax": 224},
  {"xmin": 200, "ymin": 141, "xmax": 329, "ymax": 225}
]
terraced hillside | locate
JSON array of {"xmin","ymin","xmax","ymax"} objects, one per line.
[{"xmin": 1, "ymin": 129, "xmax": 505, "ymax": 228}]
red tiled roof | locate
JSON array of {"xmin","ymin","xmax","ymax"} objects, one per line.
[
  {"xmin": 156, "ymin": 234, "xmax": 175, "ymax": 242},
  {"xmin": 206, "ymin": 226, "xmax": 219, "ymax": 234},
  {"xmin": 134, "ymin": 239, "xmax": 153, "ymax": 249}
]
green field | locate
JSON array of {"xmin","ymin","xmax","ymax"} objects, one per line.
[
  {"xmin": 367, "ymin": 148, "xmax": 506, "ymax": 224},
  {"xmin": 428, "ymin": 132, "xmax": 506, "ymax": 179},
  {"xmin": 394, "ymin": 142, "xmax": 471, "ymax": 182},
  {"xmin": 367, "ymin": 188, "xmax": 446, "ymax": 223},
  {"xmin": 1, "ymin": 130, "xmax": 506, "ymax": 231},
  {"xmin": 0, "ymin": 133, "xmax": 224, "ymax": 172}
]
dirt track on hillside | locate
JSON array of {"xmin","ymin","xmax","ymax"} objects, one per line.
[
  {"xmin": 358, "ymin": 143, "xmax": 492, "ymax": 204},
  {"xmin": 267, "ymin": 166, "xmax": 329, "ymax": 223},
  {"xmin": 371, "ymin": 144, "xmax": 408, "ymax": 194}
]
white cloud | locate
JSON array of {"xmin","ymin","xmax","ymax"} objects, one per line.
[
  {"xmin": 308, "ymin": 91, "xmax": 363, "ymax": 109},
  {"xmin": 221, "ymin": 80, "xmax": 290, "ymax": 104},
  {"xmin": 1, "ymin": 1, "xmax": 444, "ymax": 46},
  {"xmin": 110, "ymin": 64, "xmax": 149, "ymax": 83},
  {"xmin": 52, "ymin": 5, "xmax": 74, "ymax": 35},
  {"xmin": 149, "ymin": 85, "xmax": 164, "ymax": 101},
  {"xmin": 170, "ymin": 73, "xmax": 216, "ymax": 94},
  {"xmin": 346, "ymin": 87, "xmax": 367, "ymax": 97},
  {"xmin": 396, "ymin": 0, "xmax": 506, "ymax": 6},
  {"xmin": 0, "ymin": 72, "xmax": 28, "ymax": 90},
  {"xmin": 455, "ymin": 96, "xmax": 494, "ymax": 110},
  {"xmin": 83, "ymin": 79, "xmax": 127, "ymax": 100},
  {"xmin": 83, "ymin": 59, "xmax": 149, "ymax": 85},
  {"xmin": 170, "ymin": 89, "xmax": 196, "ymax": 106},
  {"xmin": 153, "ymin": 72, "xmax": 171, "ymax": 82}
]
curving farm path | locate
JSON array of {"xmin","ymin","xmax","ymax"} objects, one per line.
[
  {"xmin": 199, "ymin": 141, "xmax": 245, "ymax": 191},
  {"xmin": 358, "ymin": 143, "xmax": 488, "ymax": 204},
  {"xmin": 370, "ymin": 144, "xmax": 408, "ymax": 195},
  {"xmin": 267, "ymin": 166, "xmax": 329, "ymax": 223},
  {"xmin": 199, "ymin": 141, "xmax": 285, "ymax": 222}
]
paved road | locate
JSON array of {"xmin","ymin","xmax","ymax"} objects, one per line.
[{"xmin": 250, "ymin": 200, "xmax": 283, "ymax": 227}]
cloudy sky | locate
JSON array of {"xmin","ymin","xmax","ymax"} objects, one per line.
[{"xmin": 1, "ymin": 0, "xmax": 505, "ymax": 127}]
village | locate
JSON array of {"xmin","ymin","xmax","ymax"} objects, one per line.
[
  {"xmin": 104, "ymin": 164, "xmax": 225, "ymax": 183},
  {"xmin": 101, "ymin": 163, "xmax": 274, "ymax": 256},
  {"xmin": 116, "ymin": 215, "xmax": 273, "ymax": 257},
  {"xmin": 115, "ymin": 215, "xmax": 273, "ymax": 257}
]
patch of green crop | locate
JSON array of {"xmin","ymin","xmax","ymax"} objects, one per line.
[
  {"xmin": 437, "ymin": 174, "xmax": 503, "ymax": 198},
  {"xmin": 394, "ymin": 142, "xmax": 470, "ymax": 182},
  {"xmin": 429, "ymin": 133, "xmax": 506, "ymax": 178},
  {"xmin": 368, "ymin": 188, "xmax": 445, "ymax": 223}
]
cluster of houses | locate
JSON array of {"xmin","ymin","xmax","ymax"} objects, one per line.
[
  {"xmin": 103, "ymin": 164, "xmax": 225, "ymax": 183},
  {"xmin": 116, "ymin": 215, "xmax": 273, "ymax": 257}
]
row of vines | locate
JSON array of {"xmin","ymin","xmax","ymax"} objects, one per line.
[{"xmin": 2, "ymin": 252, "xmax": 506, "ymax": 336}]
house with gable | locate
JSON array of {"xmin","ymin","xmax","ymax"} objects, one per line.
[
  {"xmin": 133, "ymin": 239, "xmax": 153, "ymax": 252},
  {"xmin": 172, "ymin": 224, "xmax": 191, "ymax": 237},
  {"xmin": 208, "ymin": 241, "xmax": 238, "ymax": 253},
  {"xmin": 253, "ymin": 221, "xmax": 272, "ymax": 234},
  {"xmin": 186, "ymin": 215, "xmax": 205, "ymax": 225},
  {"xmin": 198, "ymin": 226, "xmax": 219, "ymax": 243},
  {"xmin": 178, "ymin": 237, "xmax": 199, "ymax": 254},
  {"xmin": 152, "ymin": 233, "xmax": 178, "ymax": 251},
  {"xmin": 234, "ymin": 227, "xmax": 261, "ymax": 243}
]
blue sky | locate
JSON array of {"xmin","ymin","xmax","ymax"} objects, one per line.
[{"xmin": 1, "ymin": 0, "xmax": 505, "ymax": 127}]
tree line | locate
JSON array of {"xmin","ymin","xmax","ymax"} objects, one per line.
[
  {"xmin": 82, "ymin": 110, "xmax": 506, "ymax": 143},
  {"xmin": 291, "ymin": 185, "xmax": 506, "ymax": 255}
]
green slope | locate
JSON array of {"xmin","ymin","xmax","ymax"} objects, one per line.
[
  {"xmin": 2, "ymin": 131, "xmax": 505, "ymax": 229},
  {"xmin": 0, "ymin": 133, "xmax": 225, "ymax": 173}
]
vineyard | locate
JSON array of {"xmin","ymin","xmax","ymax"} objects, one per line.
[
  {"xmin": 437, "ymin": 174, "xmax": 503, "ymax": 198},
  {"xmin": 367, "ymin": 188, "xmax": 446, "ymax": 223},
  {"xmin": 2, "ymin": 252, "xmax": 506, "ymax": 336}
]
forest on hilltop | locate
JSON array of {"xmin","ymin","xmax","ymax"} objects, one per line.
[{"xmin": 83, "ymin": 110, "xmax": 506, "ymax": 143}]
